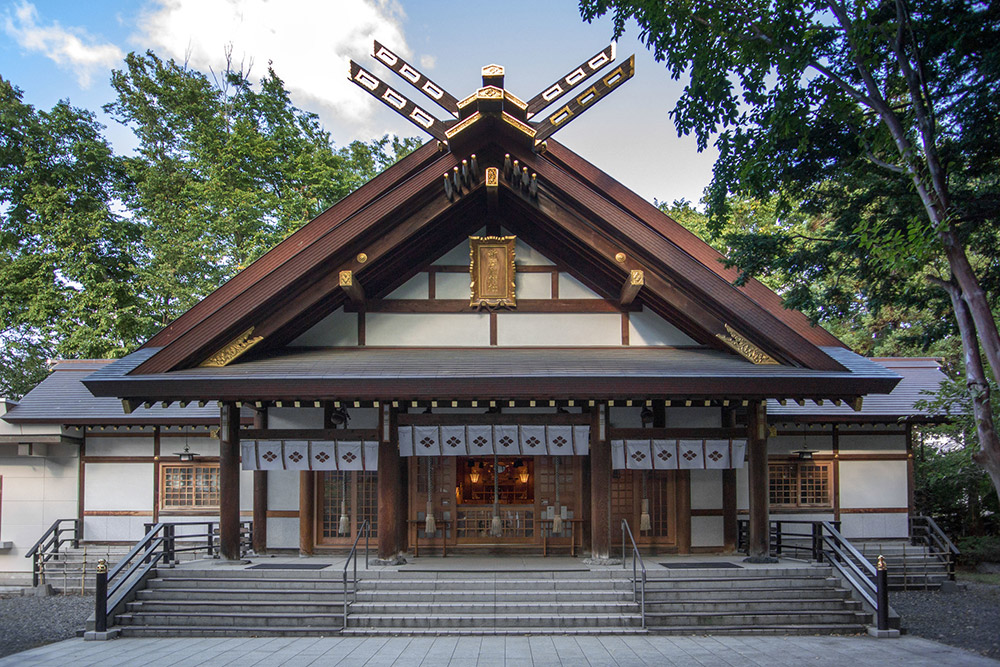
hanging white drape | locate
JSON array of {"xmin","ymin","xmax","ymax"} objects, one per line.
[
  {"xmin": 241, "ymin": 439, "xmax": 379, "ymax": 471},
  {"xmin": 611, "ymin": 438, "xmax": 747, "ymax": 470},
  {"xmin": 395, "ymin": 424, "xmax": 591, "ymax": 456}
]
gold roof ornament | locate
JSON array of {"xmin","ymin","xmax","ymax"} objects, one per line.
[
  {"xmin": 716, "ymin": 324, "xmax": 779, "ymax": 365},
  {"xmin": 200, "ymin": 327, "xmax": 264, "ymax": 368}
]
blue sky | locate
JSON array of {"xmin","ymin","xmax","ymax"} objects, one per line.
[{"xmin": 0, "ymin": 0, "xmax": 717, "ymax": 205}]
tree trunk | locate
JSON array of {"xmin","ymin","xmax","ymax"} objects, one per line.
[{"xmin": 940, "ymin": 277, "xmax": 1000, "ymax": 506}]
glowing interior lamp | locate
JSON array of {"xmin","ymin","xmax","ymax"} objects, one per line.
[
  {"xmin": 469, "ymin": 470, "xmax": 482, "ymax": 484},
  {"xmin": 518, "ymin": 469, "xmax": 530, "ymax": 484}
]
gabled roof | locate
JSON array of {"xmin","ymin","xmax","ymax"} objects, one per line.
[{"xmin": 82, "ymin": 65, "xmax": 899, "ymax": 406}]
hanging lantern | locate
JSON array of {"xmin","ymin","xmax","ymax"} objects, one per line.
[
  {"xmin": 518, "ymin": 467, "xmax": 529, "ymax": 484},
  {"xmin": 469, "ymin": 465, "xmax": 481, "ymax": 485}
]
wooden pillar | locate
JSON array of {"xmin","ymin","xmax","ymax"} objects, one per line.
[
  {"xmin": 589, "ymin": 404, "xmax": 611, "ymax": 560},
  {"xmin": 722, "ymin": 469, "xmax": 737, "ymax": 552},
  {"xmin": 676, "ymin": 471, "xmax": 691, "ymax": 554},
  {"xmin": 746, "ymin": 400, "xmax": 776, "ymax": 562},
  {"xmin": 252, "ymin": 408, "xmax": 268, "ymax": 554},
  {"xmin": 299, "ymin": 471, "xmax": 315, "ymax": 555},
  {"xmin": 378, "ymin": 441, "xmax": 402, "ymax": 559},
  {"xmin": 219, "ymin": 402, "xmax": 241, "ymax": 560}
]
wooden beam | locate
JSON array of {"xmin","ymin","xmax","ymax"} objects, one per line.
[
  {"xmin": 619, "ymin": 270, "xmax": 644, "ymax": 306},
  {"xmin": 339, "ymin": 270, "xmax": 366, "ymax": 309},
  {"xmin": 219, "ymin": 402, "xmax": 241, "ymax": 560},
  {"xmin": 372, "ymin": 40, "xmax": 460, "ymax": 116},
  {"xmin": 351, "ymin": 299, "xmax": 638, "ymax": 314},
  {"xmin": 533, "ymin": 56, "xmax": 636, "ymax": 145},
  {"xmin": 526, "ymin": 44, "xmax": 616, "ymax": 118}
]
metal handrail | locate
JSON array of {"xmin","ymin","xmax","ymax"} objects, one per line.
[
  {"xmin": 621, "ymin": 519, "xmax": 646, "ymax": 629},
  {"xmin": 342, "ymin": 520, "xmax": 371, "ymax": 630},
  {"xmin": 25, "ymin": 518, "xmax": 80, "ymax": 587},
  {"xmin": 911, "ymin": 515, "xmax": 960, "ymax": 580},
  {"xmin": 95, "ymin": 519, "xmax": 252, "ymax": 630}
]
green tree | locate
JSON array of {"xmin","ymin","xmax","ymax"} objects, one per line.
[
  {"xmin": 0, "ymin": 77, "xmax": 144, "ymax": 398},
  {"xmin": 583, "ymin": 0, "xmax": 1000, "ymax": 500},
  {"xmin": 105, "ymin": 50, "xmax": 421, "ymax": 328}
]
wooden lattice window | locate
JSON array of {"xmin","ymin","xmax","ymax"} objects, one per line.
[
  {"xmin": 320, "ymin": 471, "xmax": 378, "ymax": 539},
  {"xmin": 161, "ymin": 464, "xmax": 220, "ymax": 509},
  {"xmin": 769, "ymin": 460, "xmax": 833, "ymax": 508}
]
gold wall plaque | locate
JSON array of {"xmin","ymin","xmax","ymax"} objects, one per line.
[{"xmin": 469, "ymin": 236, "xmax": 516, "ymax": 308}]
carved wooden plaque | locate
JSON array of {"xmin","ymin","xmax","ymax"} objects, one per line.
[{"xmin": 469, "ymin": 236, "xmax": 516, "ymax": 308}]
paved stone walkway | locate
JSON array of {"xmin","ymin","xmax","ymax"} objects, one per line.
[{"xmin": 0, "ymin": 634, "xmax": 996, "ymax": 666}]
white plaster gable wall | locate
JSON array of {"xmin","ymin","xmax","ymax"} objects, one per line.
[
  {"xmin": 629, "ymin": 308, "xmax": 697, "ymax": 346},
  {"xmin": 385, "ymin": 273, "xmax": 429, "ymax": 299},
  {"xmin": 289, "ymin": 308, "xmax": 358, "ymax": 347},
  {"xmin": 496, "ymin": 313, "xmax": 620, "ymax": 346},
  {"xmin": 368, "ymin": 313, "xmax": 491, "ymax": 346},
  {"xmin": 435, "ymin": 272, "xmax": 473, "ymax": 299},
  {"xmin": 0, "ymin": 444, "xmax": 79, "ymax": 576},
  {"xmin": 513, "ymin": 272, "xmax": 551, "ymax": 299},
  {"xmin": 558, "ymin": 273, "xmax": 601, "ymax": 299}
]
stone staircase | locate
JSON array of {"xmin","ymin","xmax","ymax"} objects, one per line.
[
  {"xmin": 855, "ymin": 540, "xmax": 950, "ymax": 590},
  {"xmin": 643, "ymin": 565, "xmax": 869, "ymax": 635},
  {"xmin": 344, "ymin": 569, "xmax": 643, "ymax": 635},
  {"xmin": 117, "ymin": 567, "xmax": 348, "ymax": 637}
]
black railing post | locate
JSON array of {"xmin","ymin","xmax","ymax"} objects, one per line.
[
  {"xmin": 32, "ymin": 553, "xmax": 40, "ymax": 588},
  {"xmin": 94, "ymin": 558, "xmax": 108, "ymax": 633},
  {"xmin": 72, "ymin": 519, "xmax": 80, "ymax": 549},
  {"xmin": 774, "ymin": 521, "xmax": 783, "ymax": 556},
  {"xmin": 876, "ymin": 555, "xmax": 889, "ymax": 631},
  {"xmin": 164, "ymin": 524, "xmax": 175, "ymax": 564},
  {"xmin": 812, "ymin": 522, "xmax": 822, "ymax": 561},
  {"xmin": 207, "ymin": 521, "xmax": 216, "ymax": 557}
]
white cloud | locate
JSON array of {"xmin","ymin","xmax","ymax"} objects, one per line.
[
  {"xmin": 3, "ymin": 1, "xmax": 124, "ymax": 88},
  {"xmin": 135, "ymin": 0, "xmax": 413, "ymax": 141},
  {"xmin": 419, "ymin": 54, "xmax": 435, "ymax": 70}
]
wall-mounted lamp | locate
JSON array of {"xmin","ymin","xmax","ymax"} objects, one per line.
[{"xmin": 175, "ymin": 444, "xmax": 197, "ymax": 462}]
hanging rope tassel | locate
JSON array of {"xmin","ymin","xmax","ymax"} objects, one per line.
[
  {"xmin": 552, "ymin": 457, "xmax": 563, "ymax": 534},
  {"xmin": 338, "ymin": 500, "xmax": 350, "ymax": 535},
  {"xmin": 640, "ymin": 472, "xmax": 651, "ymax": 532},
  {"xmin": 425, "ymin": 460, "xmax": 436, "ymax": 534}
]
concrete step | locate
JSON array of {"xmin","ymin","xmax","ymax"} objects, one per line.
[
  {"xmin": 347, "ymin": 613, "xmax": 642, "ymax": 629},
  {"xmin": 644, "ymin": 598, "xmax": 861, "ymax": 613},
  {"xmin": 643, "ymin": 575, "xmax": 839, "ymax": 590},
  {"xmin": 353, "ymin": 590, "xmax": 632, "ymax": 603},
  {"xmin": 644, "ymin": 587, "xmax": 850, "ymax": 601},
  {"xmin": 645, "ymin": 610, "xmax": 870, "ymax": 627},
  {"xmin": 146, "ymin": 577, "xmax": 348, "ymax": 591},
  {"xmin": 339, "ymin": 627, "xmax": 649, "ymax": 636},
  {"xmin": 118, "ymin": 611, "xmax": 344, "ymax": 628},
  {"xmin": 135, "ymin": 588, "xmax": 349, "ymax": 602},
  {"xmin": 126, "ymin": 600, "xmax": 347, "ymax": 614},
  {"xmin": 649, "ymin": 624, "xmax": 867, "ymax": 636},
  {"xmin": 356, "ymin": 578, "xmax": 633, "ymax": 592},
  {"xmin": 349, "ymin": 601, "xmax": 639, "ymax": 615},
  {"xmin": 120, "ymin": 626, "xmax": 343, "ymax": 638}
]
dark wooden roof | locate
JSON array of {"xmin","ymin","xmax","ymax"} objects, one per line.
[
  {"xmin": 3, "ymin": 360, "xmax": 251, "ymax": 425},
  {"xmin": 84, "ymin": 346, "xmax": 898, "ymax": 403},
  {"xmin": 118, "ymin": 122, "xmax": 851, "ymax": 379},
  {"xmin": 768, "ymin": 358, "xmax": 948, "ymax": 423}
]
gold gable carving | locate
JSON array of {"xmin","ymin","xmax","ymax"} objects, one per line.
[
  {"xmin": 469, "ymin": 236, "xmax": 516, "ymax": 309},
  {"xmin": 200, "ymin": 327, "xmax": 264, "ymax": 368},
  {"xmin": 715, "ymin": 324, "xmax": 779, "ymax": 365}
]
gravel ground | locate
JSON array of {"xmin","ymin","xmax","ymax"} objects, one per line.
[
  {"xmin": 0, "ymin": 594, "xmax": 92, "ymax": 659},
  {"xmin": 891, "ymin": 581, "xmax": 1000, "ymax": 661}
]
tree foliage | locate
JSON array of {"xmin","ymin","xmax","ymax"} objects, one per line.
[
  {"xmin": 0, "ymin": 54, "xmax": 421, "ymax": 399},
  {"xmin": 584, "ymin": 0, "xmax": 1000, "ymax": 501}
]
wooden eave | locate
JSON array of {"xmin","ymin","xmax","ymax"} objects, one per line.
[{"xmin": 126, "ymin": 127, "xmax": 850, "ymax": 377}]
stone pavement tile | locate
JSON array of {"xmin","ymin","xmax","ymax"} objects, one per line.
[
  {"xmin": 325, "ymin": 638, "xmax": 390, "ymax": 666},
  {"xmin": 523, "ymin": 635, "xmax": 557, "ymax": 666},
  {"xmin": 419, "ymin": 635, "xmax": 459, "ymax": 666},
  {"xmin": 621, "ymin": 636, "xmax": 685, "ymax": 666},
  {"xmin": 448, "ymin": 636, "xmax": 483, "ymax": 667},
  {"xmin": 144, "ymin": 637, "xmax": 240, "ymax": 667},
  {"xmin": 364, "ymin": 637, "xmax": 417, "ymax": 667},
  {"xmin": 573, "ymin": 635, "xmax": 617, "ymax": 666},
  {"xmin": 597, "ymin": 636, "xmax": 645, "ymax": 665},
  {"xmin": 476, "ymin": 636, "xmax": 506, "ymax": 667},
  {"xmin": 388, "ymin": 637, "xmax": 435, "ymax": 667}
]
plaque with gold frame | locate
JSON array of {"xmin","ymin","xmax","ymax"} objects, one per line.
[{"xmin": 469, "ymin": 235, "xmax": 516, "ymax": 308}]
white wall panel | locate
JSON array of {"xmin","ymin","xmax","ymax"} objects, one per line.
[
  {"xmin": 558, "ymin": 274, "xmax": 601, "ymax": 298},
  {"xmin": 691, "ymin": 516, "xmax": 724, "ymax": 547},
  {"xmin": 690, "ymin": 470, "xmax": 722, "ymax": 510},
  {"xmin": 385, "ymin": 273, "xmax": 429, "ymax": 299},
  {"xmin": 664, "ymin": 408, "xmax": 721, "ymax": 428},
  {"xmin": 268, "ymin": 471, "xmax": 299, "ymax": 511},
  {"xmin": 769, "ymin": 434, "xmax": 832, "ymax": 456},
  {"xmin": 268, "ymin": 408, "xmax": 324, "ymax": 430},
  {"xmin": 367, "ymin": 313, "xmax": 491, "ymax": 346},
  {"xmin": 839, "ymin": 460, "xmax": 908, "ymax": 508},
  {"xmin": 267, "ymin": 517, "xmax": 299, "ymax": 549},
  {"xmin": 839, "ymin": 434, "xmax": 906, "ymax": 454},
  {"xmin": 84, "ymin": 436, "xmax": 152, "ymax": 457},
  {"xmin": 514, "ymin": 239, "xmax": 555, "ymax": 265},
  {"xmin": 85, "ymin": 463, "xmax": 151, "ymax": 511},
  {"xmin": 629, "ymin": 308, "xmax": 697, "ymax": 346},
  {"xmin": 840, "ymin": 513, "xmax": 908, "ymax": 539},
  {"xmin": 497, "ymin": 313, "xmax": 620, "ymax": 346},
  {"xmin": 436, "ymin": 272, "xmax": 472, "ymax": 299},
  {"xmin": 515, "ymin": 272, "xmax": 552, "ymax": 299},
  {"xmin": 289, "ymin": 308, "xmax": 358, "ymax": 347}
]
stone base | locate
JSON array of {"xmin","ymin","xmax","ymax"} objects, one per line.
[
  {"xmin": 868, "ymin": 627, "xmax": 900, "ymax": 638},
  {"xmin": 372, "ymin": 556, "xmax": 408, "ymax": 566},
  {"xmin": 84, "ymin": 629, "xmax": 121, "ymax": 641},
  {"xmin": 23, "ymin": 583, "xmax": 54, "ymax": 597},
  {"xmin": 583, "ymin": 557, "xmax": 624, "ymax": 566},
  {"xmin": 743, "ymin": 555, "xmax": 780, "ymax": 564}
]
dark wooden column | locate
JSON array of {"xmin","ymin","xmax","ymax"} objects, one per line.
[
  {"xmin": 252, "ymin": 408, "xmax": 268, "ymax": 553},
  {"xmin": 590, "ymin": 404, "xmax": 611, "ymax": 560},
  {"xmin": 219, "ymin": 402, "xmax": 241, "ymax": 561},
  {"xmin": 746, "ymin": 400, "xmax": 776, "ymax": 562},
  {"xmin": 377, "ymin": 440, "xmax": 402, "ymax": 559},
  {"xmin": 676, "ymin": 470, "xmax": 691, "ymax": 554},
  {"xmin": 721, "ymin": 406, "xmax": 737, "ymax": 552},
  {"xmin": 299, "ymin": 471, "xmax": 315, "ymax": 555}
]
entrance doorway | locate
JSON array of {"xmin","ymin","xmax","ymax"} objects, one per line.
[{"xmin": 316, "ymin": 471, "xmax": 378, "ymax": 546}]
